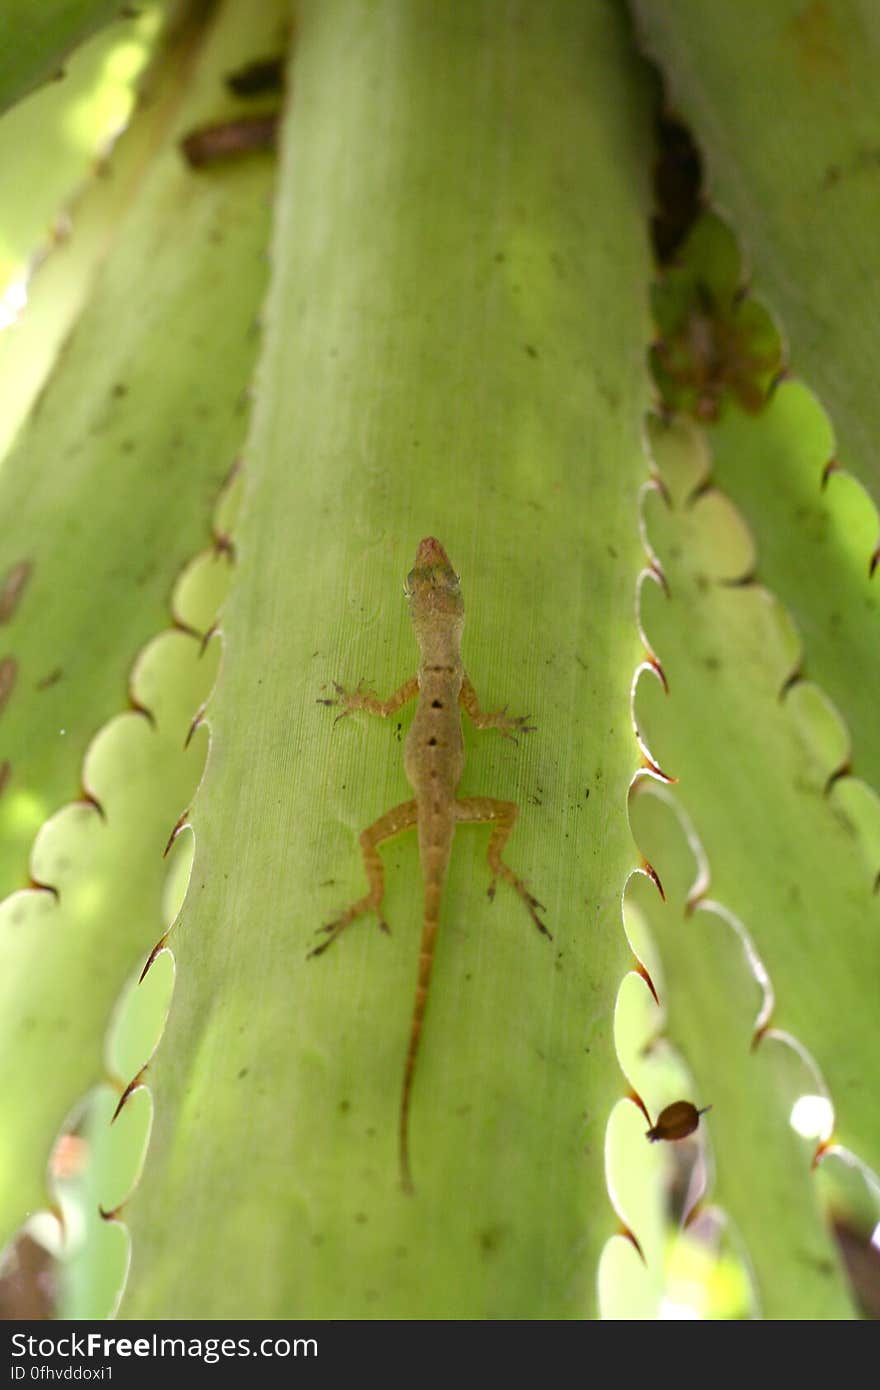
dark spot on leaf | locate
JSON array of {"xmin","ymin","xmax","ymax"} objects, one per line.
[
  {"xmin": 0, "ymin": 562, "xmax": 31, "ymax": 623},
  {"xmin": 225, "ymin": 55, "xmax": 285, "ymax": 97}
]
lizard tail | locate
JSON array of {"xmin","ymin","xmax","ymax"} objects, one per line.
[{"xmin": 399, "ymin": 875, "xmax": 443, "ymax": 1194}]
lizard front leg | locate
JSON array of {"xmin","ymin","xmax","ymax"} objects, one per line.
[
  {"xmin": 459, "ymin": 674, "xmax": 535, "ymax": 741},
  {"xmin": 319, "ymin": 675, "xmax": 419, "ymax": 723},
  {"xmin": 309, "ymin": 799, "xmax": 418, "ymax": 957},
  {"xmin": 455, "ymin": 796, "xmax": 551, "ymax": 939}
]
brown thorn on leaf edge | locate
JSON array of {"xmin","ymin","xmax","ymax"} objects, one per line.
[
  {"xmin": 686, "ymin": 475, "xmax": 714, "ymax": 509},
  {"xmin": 627, "ymin": 1089, "xmax": 652, "ymax": 1126},
  {"xmin": 640, "ymin": 750, "xmax": 677, "ymax": 785},
  {"xmin": 139, "ymin": 933, "xmax": 170, "ymax": 984},
  {"xmin": 171, "ymin": 615, "xmax": 201, "ymax": 641},
  {"xmin": 163, "ymin": 812, "xmax": 190, "ymax": 859},
  {"xmin": 618, "ymin": 1225, "xmax": 646, "ymax": 1264},
  {"xmin": 778, "ymin": 664, "xmax": 803, "ymax": 701},
  {"xmin": 99, "ymin": 1202, "xmax": 124, "ymax": 1222},
  {"xmin": 869, "ymin": 546, "xmax": 880, "ymax": 580},
  {"xmin": 78, "ymin": 788, "xmax": 106, "ymax": 822},
  {"xmin": 812, "ymin": 1138, "xmax": 833, "ymax": 1171},
  {"xmin": 824, "ymin": 760, "xmax": 852, "ymax": 797},
  {"xmin": 633, "ymin": 958, "xmax": 660, "ymax": 1007},
  {"xmin": 185, "ymin": 708, "xmax": 205, "ymax": 749},
  {"xmin": 647, "ymin": 558, "xmax": 670, "ymax": 597},
  {"xmin": 29, "ymin": 876, "xmax": 60, "ymax": 901},
  {"xmin": 212, "ymin": 530, "xmax": 237, "ymax": 561},
  {"xmin": 647, "ymin": 472, "xmax": 673, "ymax": 509},
  {"xmin": 684, "ymin": 886, "xmax": 706, "ymax": 918},
  {"xmin": 128, "ymin": 695, "xmax": 156, "ymax": 728},
  {"xmin": 200, "ymin": 621, "xmax": 219, "ymax": 656},
  {"xmin": 112, "ymin": 1067, "xmax": 148, "ymax": 1124},
  {"xmin": 820, "ymin": 457, "xmax": 841, "ymax": 491},
  {"xmin": 751, "ymin": 1020, "xmax": 771, "ymax": 1052},
  {"xmin": 718, "ymin": 565, "xmax": 758, "ymax": 589},
  {"xmin": 641, "ymin": 858, "xmax": 666, "ymax": 902},
  {"xmin": 766, "ymin": 364, "xmax": 791, "ymax": 399},
  {"xmin": 646, "ymin": 654, "xmax": 669, "ymax": 694}
]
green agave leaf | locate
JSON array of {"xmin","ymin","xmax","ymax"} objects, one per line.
[
  {"xmin": 636, "ymin": 416, "xmax": 880, "ymax": 1187},
  {"xmin": 0, "ymin": 1, "xmax": 140, "ymax": 115},
  {"xmin": 0, "ymin": 0, "xmax": 276, "ymax": 900},
  {"xmin": 632, "ymin": 0, "xmax": 880, "ymax": 507},
  {"xmin": 122, "ymin": 0, "xmax": 654, "ymax": 1319},
  {"xmin": 0, "ymin": 0, "xmax": 284, "ymax": 1251},
  {"xmin": 626, "ymin": 784, "xmax": 856, "ymax": 1318}
]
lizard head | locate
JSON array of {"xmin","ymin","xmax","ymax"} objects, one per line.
[{"xmin": 405, "ymin": 537, "xmax": 464, "ymax": 635}]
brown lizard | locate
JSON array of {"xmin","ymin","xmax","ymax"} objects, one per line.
[{"xmin": 312, "ymin": 537, "xmax": 550, "ymax": 1192}]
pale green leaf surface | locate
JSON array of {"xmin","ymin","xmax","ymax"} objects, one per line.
[
  {"xmin": 122, "ymin": 0, "xmax": 654, "ymax": 1319},
  {"xmin": 632, "ymin": 0, "xmax": 880, "ymax": 505},
  {"xmin": 636, "ymin": 419, "xmax": 880, "ymax": 1183}
]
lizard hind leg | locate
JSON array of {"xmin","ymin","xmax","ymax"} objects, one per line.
[
  {"xmin": 455, "ymin": 796, "xmax": 552, "ymax": 940},
  {"xmin": 308, "ymin": 799, "xmax": 418, "ymax": 958}
]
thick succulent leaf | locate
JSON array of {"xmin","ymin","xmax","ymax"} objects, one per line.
[
  {"xmin": 710, "ymin": 387, "xmax": 880, "ymax": 796},
  {"xmin": 0, "ymin": 1, "xmax": 137, "ymax": 115},
  {"xmin": 632, "ymin": 0, "xmax": 880, "ymax": 506},
  {"xmin": 625, "ymin": 785, "xmax": 856, "ymax": 1318},
  {"xmin": 0, "ymin": 0, "xmax": 275, "ymax": 900},
  {"xmin": 0, "ymin": 0, "xmax": 281, "ymax": 1249},
  {"xmin": 121, "ymin": 0, "xmax": 654, "ymax": 1320},
  {"xmin": 636, "ymin": 417, "xmax": 880, "ymax": 1189}
]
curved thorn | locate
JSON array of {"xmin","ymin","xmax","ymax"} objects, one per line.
[
  {"xmin": 79, "ymin": 788, "xmax": 106, "ymax": 821},
  {"xmin": 185, "ymin": 708, "xmax": 205, "ymax": 749},
  {"xmin": 112, "ymin": 1066, "xmax": 147, "ymax": 1123},
  {"xmin": 824, "ymin": 760, "xmax": 852, "ymax": 798},
  {"xmin": 820, "ymin": 457, "xmax": 841, "ymax": 491},
  {"xmin": 778, "ymin": 664, "xmax": 803, "ymax": 702},
  {"xmin": 618, "ymin": 1225, "xmax": 646, "ymax": 1264},
  {"xmin": 128, "ymin": 696, "xmax": 156, "ymax": 728},
  {"xmin": 163, "ymin": 812, "xmax": 189, "ymax": 859},
  {"xmin": 634, "ymin": 958, "xmax": 660, "ymax": 1006},
  {"xmin": 641, "ymin": 859, "xmax": 666, "ymax": 902}
]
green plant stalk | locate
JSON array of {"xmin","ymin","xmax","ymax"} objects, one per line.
[{"xmin": 122, "ymin": 0, "xmax": 654, "ymax": 1319}]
